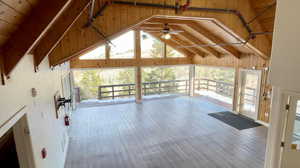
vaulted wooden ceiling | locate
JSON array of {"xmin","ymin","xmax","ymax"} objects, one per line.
[
  {"xmin": 139, "ymin": 17, "xmax": 252, "ymax": 59},
  {"xmin": 0, "ymin": 0, "xmax": 276, "ymax": 77},
  {"xmin": 0, "ymin": 0, "xmax": 39, "ymax": 46}
]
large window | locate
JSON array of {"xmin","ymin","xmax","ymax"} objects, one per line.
[
  {"xmin": 110, "ymin": 31, "xmax": 135, "ymax": 59},
  {"xmin": 141, "ymin": 31, "xmax": 164, "ymax": 58},
  {"xmin": 73, "ymin": 68, "xmax": 135, "ymax": 100},
  {"xmin": 79, "ymin": 45, "xmax": 105, "ymax": 60},
  {"xmin": 166, "ymin": 45, "xmax": 185, "ymax": 58},
  {"xmin": 142, "ymin": 66, "xmax": 189, "ymax": 96},
  {"xmin": 195, "ymin": 66, "xmax": 235, "ymax": 109}
]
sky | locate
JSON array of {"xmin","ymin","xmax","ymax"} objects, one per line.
[{"xmin": 79, "ymin": 30, "xmax": 183, "ymax": 59}]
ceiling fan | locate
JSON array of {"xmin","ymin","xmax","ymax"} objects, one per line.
[{"xmin": 143, "ymin": 23, "xmax": 184, "ymax": 40}]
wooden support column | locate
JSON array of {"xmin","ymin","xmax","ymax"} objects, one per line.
[
  {"xmin": 135, "ymin": 30, "xmax": 142, "ymax": 103},
  {"xmin": 135, "ymin": 66, "xmax": 142, "ymax": 103},
  {"xmin": 105, "ymin": 44, "xmax": 110, "ymax": 59},
  {"xmin": 189, "ymin": 65, "xmax": 196, "ymax": 96},
  {"xmin": 232, "ymin": 67, "xmax": 240, "ymax": 112}
]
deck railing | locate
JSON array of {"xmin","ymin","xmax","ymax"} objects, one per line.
[
  {"xmin": 98, "ymin": 80, "xmax": 189, "ymax": 100},
  {"xmin": 194, "ymin": 78, "xmax": 234, "ymax": 98},
  {"xmin": 194, "ymin": 78, "xmax": 256, "ymax": 104},
  {"xmin": 97, "ymin": 79, "xmax": 256, "ymax": 103}
]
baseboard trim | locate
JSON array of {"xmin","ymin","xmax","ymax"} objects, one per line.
[{"xmin": 255, "ymin": 120, "xmax": 270, "ymax": 127}]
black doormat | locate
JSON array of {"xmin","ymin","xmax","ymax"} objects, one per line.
[{"xmin": 208, "ymin": 111, "xmax": 262, "ymax": 130}]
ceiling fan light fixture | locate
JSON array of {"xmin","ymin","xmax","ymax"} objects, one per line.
[{"xmin": 162, "ymin": 33, "xmax": 171, "ymax": 40}]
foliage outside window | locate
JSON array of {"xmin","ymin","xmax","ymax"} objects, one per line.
[
  {"xmin": 73, "ymin": 68, "xmax": 135, "ymax": 100},
  {"xmin": 195, "ymin": 66, "xmax": 235, "ymax": 108},
  {"xmin": 195, "ymin": 66, "xmax": 235, "ymax": 83},
  {"xmin": 141, "ymin": 31, "xmax": 164, "ymax": 58},
  {"xmin": 166, "ymin": 45, "xmax": 185, "ymax": 58},
  {"xmin": 110, "ymin": 31, "xmax": 135, "ymax": 59},
  {"xmin": 79, "ymin": 45, "xmax": 105, "ymax": 60},
  {"xmin": 142, "ymin": 66, "xmax": 189, "ymax": 96}
]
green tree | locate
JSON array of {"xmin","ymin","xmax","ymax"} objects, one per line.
[
  {"xmin": 116, "ymin": 69, "xmax": 135, "ymax": 96},
  {"xmin": 78, "ymin": 70, "xmax": 102, "ymax": 99},
  {"xmin": 150, "ymin": 39, "xmax": 164, "ymax": 58},
  {"xmin": 117, "ymin": 69, "xmax": 135, "ymax": 84}
]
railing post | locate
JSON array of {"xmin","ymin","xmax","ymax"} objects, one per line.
[
  {"xmin": 189, "ymin": 65, "xmax": 195, "ymax": 96},
  {"xmin": 159, "ymin": 83, "xmax": 161, "ymax": 95},
  {"xmin": 98, "ymin": 86, "xmax": 102, "ymax": 100},
  {"xmin": 143, "ymin": 83, "xmax": 147, "ymax": 96},
  {"xmin": 206, "ymin": 80, "xmax": 209, "ymax": 90},
  {"xmin": 112, "ymin": 86, "xmax": 115, "ymax": 99},
  {"xmin": 128, "ymin": 85, "xmax": 131, "ymax": 96}
]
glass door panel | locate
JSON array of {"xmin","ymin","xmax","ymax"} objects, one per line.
[{"xmin": 238, "ymin": 70, "xmax": 261, "ymax": 120}]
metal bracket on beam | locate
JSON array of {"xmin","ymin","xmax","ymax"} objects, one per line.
[
  {"xmin": 83, "ymin": 1, "xmax": 109, "ymax": 28},
  {"xmin": 90, "ymin": 23, "xmax": 114, "ymax": 46},
  {"xmin": 83, "ymin": 1, "xmax": 113, "ymax": 46},
  {"xmin": 0, "ymin": 54, "xmax": 5, "ymax": 85},
  {"xmin": 112, "ymin": 1, "xmax": 253, "ymax": 36},
  {"xmin": 0, "ymin": 72, "xmax": 5, "ymax": 85}
]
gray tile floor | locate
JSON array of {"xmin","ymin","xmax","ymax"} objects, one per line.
[{"xmin": 65, "ymin": 96, "xmax": 267, "ymax": 168}]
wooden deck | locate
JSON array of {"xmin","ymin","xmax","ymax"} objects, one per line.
[{"xmin": 65, "ymin": 96, "xmax": 267, "ymax": 168}]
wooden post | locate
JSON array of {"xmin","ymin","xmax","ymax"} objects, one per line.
[
  {"xmin": 232, "ymin": 67, "xmax": 240, "ymax": 112},
  {"xmin": 135, "ymin": 30, "xmax": 142, "ymax": 103},
  {"xmin": 189, "ymin": 65, "xmax": 195, "ymax": 96},
  {"xmin": 135, "ymin": 66, "xmax": 142, "ymax": 103},
  {"xmin": 112, "ymin": 86, "xmax": 115, "ymax": 99},
  {"xmin": 98, "ymin": 86, "xmax": 102, "ymax": 100},
  {"xmin": 105, "ymin": 44, "xmax": 110, "ymax": 59}
]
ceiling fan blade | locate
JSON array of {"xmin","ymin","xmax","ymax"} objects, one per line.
[
  {"xmin": 169, "ymin": 30, "xmax": 184, "ymax": 33},
  {"xmin": 141, "ymin": 27, "xmax": 162, "ymax": 30},
  {"xmin": 143, "ymin": 30, "xmax": 162, "ymax": 33}
]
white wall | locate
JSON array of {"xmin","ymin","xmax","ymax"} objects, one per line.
[
  {"xmin": 267, "ymin": 0, "xmax": 300, "ymax": 168},
  {"xmin": 269, "ymin": 0, "xmax": 300, "ymax": 91},
  {"xmin": 0, "ymin": 54, "xmax": 70, "ymax": 168}
]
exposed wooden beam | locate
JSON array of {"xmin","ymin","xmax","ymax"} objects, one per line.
[
  {"xmin": 49, "ymin": 2, "xmax": 271, "ymax": 66},
  {"xmin": 144, "ymin": 30, "xmax": 206, "ymax": 58},
  {"xmin": 187, "ymin": 22, "xmax": 241, "ymax": 58},
  {"xmin": 142, "ymin": 24, "xmax": 222, "ymax": 58},
  {"xmin": 1, "ymin": 0, "xmax": 71, "ymax": 75},
  {"xmin": 170, "ymin": 35, "xmax": 206, "ymax": 58},
  {"xmin": 71, "ymin": 57, "xmax": 192, "ymax": 69},
  {"xmin": 33, "ymin": 0, "xmax": 91, "ymax": 68},
  {"xmin": 173, "ymin": 28, "xmax": 221, "ymax": 58},
  {"xmin": 147, "ymin": 18, "xmax": 241, "ymax": 58},
  {"xmin": 148, "ymin": 32, "xmax": 195, "ymax": 57}
]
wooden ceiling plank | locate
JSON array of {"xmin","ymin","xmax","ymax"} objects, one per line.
[
  {"xmin": 26, "ymin": 0, "xmax": 40, "ymax": 7},
  {"xmin": 1, "ymin": 0, "xmax": 72, "ymax": 75},
  {"xmin": 0, "ymin": 2, "xmax": 25, "ymax": 25},
  {"xmin": 0, "ymin": 20, "xmax": 18, "ymax": 36},
  {"xmin": 33, "ymin": 0, "xmax": 91, "ymax": 68},
  {"xmin": 1, "ymin": 0, "xmax": 32, "ymax": 15}
]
